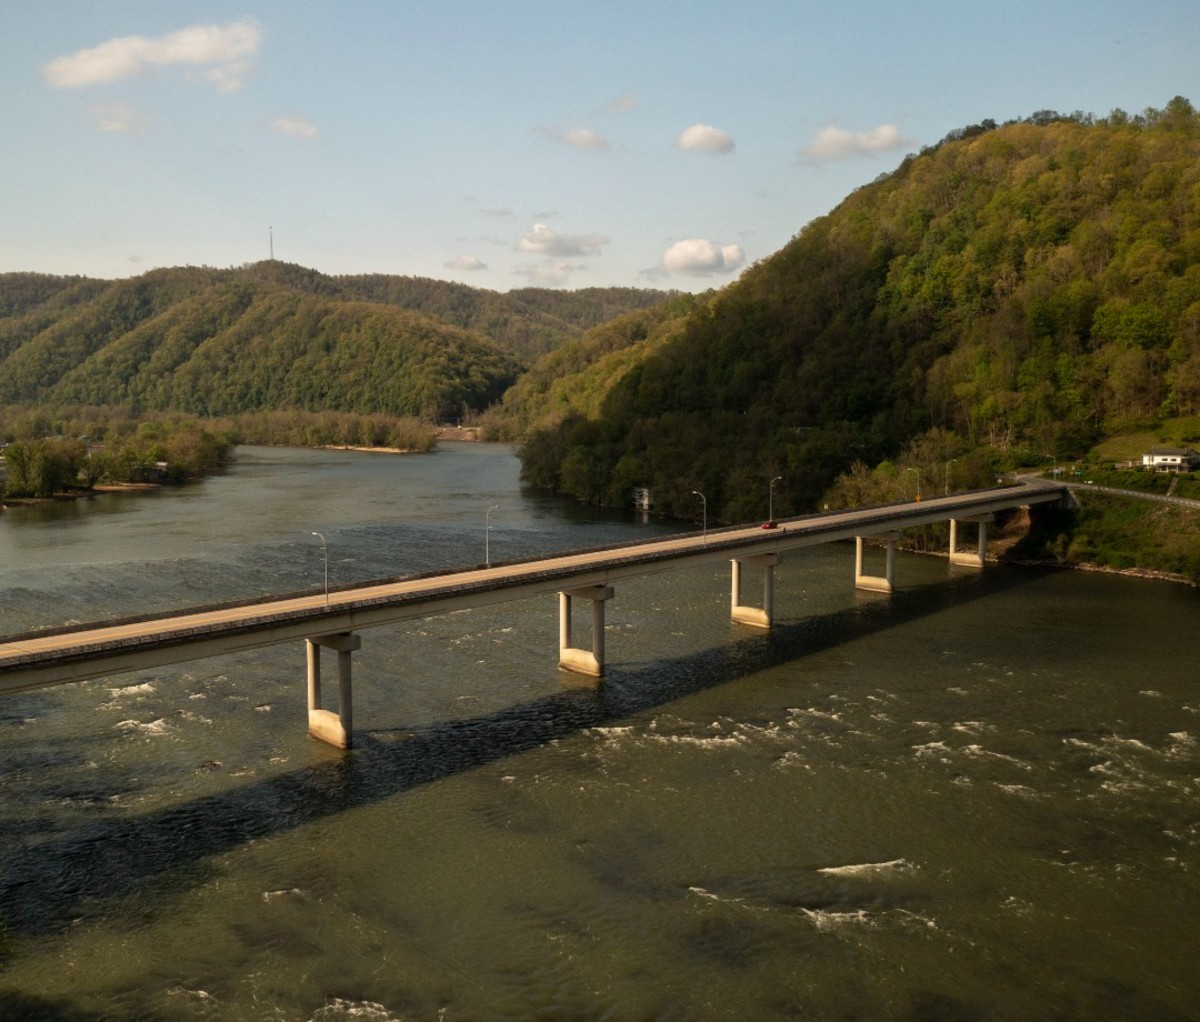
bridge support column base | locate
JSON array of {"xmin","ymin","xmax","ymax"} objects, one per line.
[
  {"xmin": 306, "ymin": 632, "xmax": 361, "ymax": 749},
  {"xmin": 949, "ymin": 515, "xmax": 992, "ymax": 568},
  {"xmin": 559, "ymin": 586, "xmax": 614, "ymax": 678},
  {"xmin": 855, "ymin": 533, "xmax": 899, "ymax": 593},
  {"xmin": 731, "ymin": 554, "xmax": 778, "ymax": 629},
  {"xmin": 308, "ymin": 708, "xmax": 350, "ymax": 749}
]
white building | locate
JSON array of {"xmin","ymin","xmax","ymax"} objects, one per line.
[{"xmin": 1142, "ymin": 447, "xmax": 1200, "ymax": 472}]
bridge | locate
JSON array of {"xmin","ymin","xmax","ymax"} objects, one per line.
[{"xmin": 0, "ymin": 480, "xmax": 1068, "ymax": 748}]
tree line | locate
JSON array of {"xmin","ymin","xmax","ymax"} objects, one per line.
[
  {"xmin": 1, "ymin": 420, "xmax": 233, "ymax": 498},
  {"xmin": 0, "ymin": 406, "xmax": 438, "ymax": 500}
]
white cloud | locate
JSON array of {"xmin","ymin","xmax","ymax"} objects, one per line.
[
  {"xmin": 799, "ymin": 123, "xmax": 909, "ymax": 163},
  {"xmin": 678, "ymin": 123, "xmax": 734, "ymax": 154},
  {"xmin": 540, "ymin": 127, "xmax": 610, "ymax": 151},
  {"xmin": 200, "ymin": 61, "xmax": 257, "ymax": 94},
  {"xmin": 605, "ymin": 93, "xmax": 637, "ymax": 114},
  {"xmin": 517, "ymin": 223, "xmax": 609, "ymax": 258},
  {"xmin": 445, "ymin": 255, "xmax": 487, "ymax": 271},
  {"xmin": 661, "ymin": 238, "xmax": 745, "ymax": 276},
  {"xmin": 89, "ymin": 101, "xmax": 149, "ymax": 134},
  {"xmin": 42, "ymin": 18, "xmax": 261, "ymax": 91},
  {"xmin": 269, "ymin": 116, "xmax": 318, "ymax": 140}
]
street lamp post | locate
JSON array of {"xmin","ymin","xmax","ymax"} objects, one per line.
[
  {"xmin": 944, "ymin": 459, "xmax": 957, "ymax": 496},
  {"xmin": 486, "ymin": 505, "xmax": 499, "ymax": 566},
  {"xmin": 311, "ymin": 531, "xmax": 329, "ymax": 609},
  {"xmin": 906, "ymin": 467, "xmax": 921, "ymax": 501},
  {"xmin": 691, "ymin": 490, "xmax": 707, "ymax": 540},
  {"xmin": 769, "ymin": 475, "xmax": 782, "ymax": 522}
]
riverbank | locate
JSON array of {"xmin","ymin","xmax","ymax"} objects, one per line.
[
  {"xmin": 995, "ymin": 507, "xmax": 1196, "ymax": 585},
  {"xmin": 1003, "ymin": 556, "xmax": 1198, "ymax": 586},
  {"xmin": 868, "ymin": 505, "xmax": 1199, "ymax": 587},
  {"xmin": 0, "ymin": 481, "xmax": 163, "ymax": 509},
  {"xmin": 321, "ymin": 444, "xmax": 425, "ymax": 455}
]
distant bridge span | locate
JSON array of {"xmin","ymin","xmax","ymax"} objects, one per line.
[{"xmin": 0, "ymin": 481, "xmax": 1068, "ymax": 747}]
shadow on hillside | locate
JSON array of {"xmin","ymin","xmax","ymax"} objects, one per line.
[{"xmin": 0, "ymin": 563, "xmax": 1049, "ymax": 941}]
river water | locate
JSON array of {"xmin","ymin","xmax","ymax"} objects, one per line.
[{"xmin": 1, "ymin": 443, "xmax": 1197, "ymax": 1021}]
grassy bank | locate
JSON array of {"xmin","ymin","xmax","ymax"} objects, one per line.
[{"xmin": 1005, "ymin": 492, "xmax": 1200, "ymax": 583}]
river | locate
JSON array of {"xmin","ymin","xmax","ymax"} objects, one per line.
[{"xmin": 1, "ymin": 443, "xmax": 1197, "ymax": 1021}]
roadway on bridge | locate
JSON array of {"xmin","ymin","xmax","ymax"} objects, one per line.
[{"xmin": 0, "ymin": 480, "xmax": 1064, "ymax": 695}]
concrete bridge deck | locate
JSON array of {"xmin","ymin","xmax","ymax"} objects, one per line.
[{"xmin": 0, "ymin": 480, "xmax": 1067, "ymax": 745}]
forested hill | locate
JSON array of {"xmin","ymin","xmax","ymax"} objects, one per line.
[
  {"xmin": 518, "ymin": 98, "xmax": 1200, "ymax": 522},
  {"xmin": 337, "ymin": 275, "xmax": 673, "ymax": 361},
  {"xmin": 0, "ymin": 263, "xmax": 667, "ymax": 421}
]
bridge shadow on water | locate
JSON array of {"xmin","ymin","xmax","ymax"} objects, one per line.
[{"xmin": 1, "ymin": 562, "xmax": 1051, "ymax": 948}]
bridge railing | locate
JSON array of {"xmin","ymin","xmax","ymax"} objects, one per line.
[{"xmin": 0, "ymin": 481, "xmax": 1063, "ymax": 648}]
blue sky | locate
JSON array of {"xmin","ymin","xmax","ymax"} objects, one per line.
[{"xmin": 3, "ymin": 1, "xmax": 1198, "ymax": 292}]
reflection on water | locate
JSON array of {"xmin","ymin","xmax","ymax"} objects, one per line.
[{"xmin": 1, "ymin": 444, "xmax": 1198, "ymax": 1020}]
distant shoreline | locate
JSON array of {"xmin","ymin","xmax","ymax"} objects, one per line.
[
  {"xmin": 321, "ymin": 444, "xmax": 422, "ymax": 455},
  {"xmin": 316, "ymin": 425, "xmax": 484, "ymax": 455}
]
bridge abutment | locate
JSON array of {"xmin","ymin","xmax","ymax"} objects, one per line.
[
  {"xmin": 307, "ymin": 631, "xmax": 361, "ymax": 749},
  {"xmin": 855, "ymin": 532, "xmax": 899, "ymax": 593},
  {"xmin": 558, "ymin": 586, "xmax": 614, "ymax": 677},
  {"xmin": 730, "ymin": 554, "xmax": 777, "ymax": 628}
]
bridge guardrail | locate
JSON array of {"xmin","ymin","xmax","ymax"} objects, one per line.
[{"xmin": 0, "ymin": 481, "xmax": 1065, "ymax": 659}]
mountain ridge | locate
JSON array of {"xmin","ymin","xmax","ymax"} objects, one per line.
[{"xmin": 0, "ymin": 263, "xmax": 671, "ymax": 422}]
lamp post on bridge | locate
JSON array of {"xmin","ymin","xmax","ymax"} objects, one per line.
[
  {"xmin": 692, "ymin": 490, "xmax": 707, "ymax": 541},
  {"xmin": 311, "ymin": 531, "xmax": 329, "ymax": 609},
  {"xmin": 486, "ymin": 505, "xmax": 499, "ymax": 567},
  {"xmin": 769, "ymin": 475, "xmax": 782, "ymax": 523},
  {"xmin": 944, "ymin": 459, "xmax": 957, "ymax": 496},
  {"xmin": 906, "ymin": 467, "xmax": 922, "ymax": 501}
]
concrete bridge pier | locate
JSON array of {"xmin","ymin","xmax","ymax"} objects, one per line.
[
  {"xmin": 307, "ymin": 631, "xmax": 361, "ymax": 749},
  {"xmin": 949, "ymin": 514, "xmax": 993, "ymax": 567},
  {"xmin": 558, "ymin": 585, "xmax": 614, "ymax": 677},
  {"xmin": 730, "ymin": 554, "xmax": 778, "ymax": 628},
  {"xmin": 855, "ymin": 531, "xmax": 900, "ymax": 593}
]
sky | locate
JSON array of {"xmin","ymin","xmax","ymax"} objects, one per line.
[{"xmin": 2, "ymin": 1, "xmax": 1198, "ymax": 293}]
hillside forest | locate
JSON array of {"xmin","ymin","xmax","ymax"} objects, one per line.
[
  {"xmin": 3, "ymin": 98, "xmax": 1200, "ymax": 577},
  {"xmin": 511, "ymin": 99, "xmax": 1200, "ymax": 525},
  {"xmin": 0, "ymin": 263, "xmax": 668, "ymax": 425}
]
